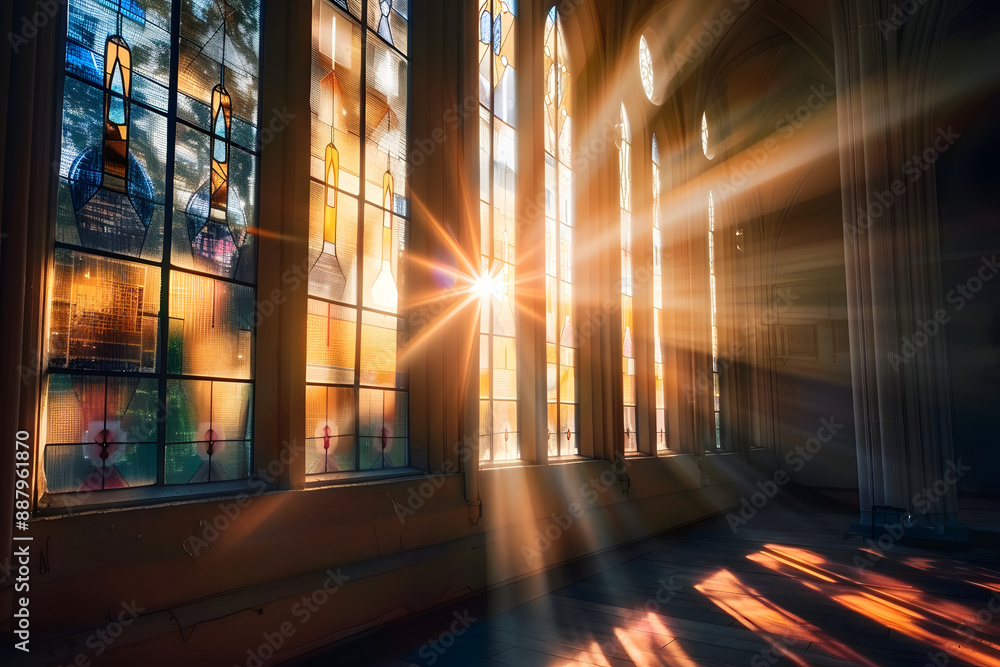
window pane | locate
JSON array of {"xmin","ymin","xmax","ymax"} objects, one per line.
[
  {"xmin": 547, "ymin": 6, "xmax": 578, "ymax": 461},
  {"xmin": 480, "ymin": 0, "xmax": 520, "ymax": 461},
  {"xmin": 164, "ymin": 379, "xmax": 253, "ymax": 484},
  {"xmin": 47, "ymin": 249, "xmax": 161, "ymax": 373}
]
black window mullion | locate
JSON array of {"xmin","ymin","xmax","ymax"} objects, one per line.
[
  {"xmin": 157, "ymin": 0, "xmax": 183, "ymax": 486},
  {"xmin": 355, "ymin": 1, "xmax": 369, "ymax": 473}
]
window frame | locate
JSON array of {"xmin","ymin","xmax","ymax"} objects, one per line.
[{"xmin": 35, "ymin": 0, "xmax": 266, "ymax": 512}]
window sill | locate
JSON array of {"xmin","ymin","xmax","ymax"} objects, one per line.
[
  {"xmin": 547, "ymin": 455, "xmax": 591, "ymax": 465},
  {"xmin": 480, "ymin": 460, "xmax": 537, "ymax": 470},
  {"xmin": 304, "ymin": 466, "xmax": 427, "ymax": 488},
  {"xmin": 35, "ymin": 478, "xmax": 275, "ymax": 518}
]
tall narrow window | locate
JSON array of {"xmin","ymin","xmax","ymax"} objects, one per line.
[
  {"xmin": 43, "ymin": 0, "xmax": 262, "ymax": 497},
  {"xmin": 306, "ymin": 0, "xmax": 410, "ymax": 474},
  {"xmin": 708, "ymin": 190, "xmax": 721, "ymax": 449},
  {"xmin": 478, "ymin": 0, "xmax": 519, "ymax": 462},
  {"xmin": 701, "ymin": 111, "xmax": 710, "ymax": 159},
  {"xmin": 544, "ymin": 7, "xmax": 578, "ymax": 457},
  {"xmin": 652, "ymin": 134, "xmax": 667, "ymax": 450},
  {"xmin": 619, "ymin": 105, "xmax": 636, "ymax": 452}
]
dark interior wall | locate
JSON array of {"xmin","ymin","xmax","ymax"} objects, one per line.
[
  {"xmin": 934, "ymin": 4, "xmax": 1000, "ymax": 497},
  {"xmin": 771, "ymin": 187, "xmax": 857, "ymax": 490},
  {"xmin": 697, "ymin": 3, "xmax": 857, "ymax": 491}
]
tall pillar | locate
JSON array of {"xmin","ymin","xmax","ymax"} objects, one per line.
[{"xmin": 831, "ymin": 0, "xmax": 967, "ymax": 540}]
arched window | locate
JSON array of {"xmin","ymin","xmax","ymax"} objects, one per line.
[
  {"xmin": 701, "ymin": 111, "xmax": 711, "ymax": 159},
  {"xmin": 708, "ymin": 189, "xmax": 721, "ymax": 450},
  {"xmin": 43, "ymin": 0, "xmax": 261, "ymax": 494},
  {"xmin": 619, "ymin": 104, "xmax": 636, "ymax": 452},
  {"xmin": 544, "ymin": 7, "xmax": 578, "ymax": 457},
  {"xmin": 478, "ymin": 0, "xmax": 519, "ymax": 462},
  {"xmin": 652, "ymin": 134, "xmax": 667, "ymax": 450},
  {"xmin": 305, "ymin": 0, "xmax": 410, "ymax": 474},
  {"xmin": 639, "ymin": 36, "xmax": 654, "ymax": 102}
]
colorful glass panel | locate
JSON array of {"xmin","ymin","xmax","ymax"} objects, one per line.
[{"xmin": 306, "ymin": 0, "xmax": 409, "ymax": 473}]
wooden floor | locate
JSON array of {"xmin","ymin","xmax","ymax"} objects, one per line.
[{"xmin": 292, "ymin": 491, "xmax": 1000, "ymax": 666}]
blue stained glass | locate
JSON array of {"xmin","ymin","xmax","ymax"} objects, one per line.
[
  {"xmin": 66, "ymin": 42, "xmax": 101, "ymax": 83},
  {"xmin": 377, "ymin": 0, "xmax": 393, "ymax": 46},
  {"xmin": 111, "ymin": 62, "xmax": 124, "ymax": 95},
  {"xmin": 213, "ymin": 138, "xmax": 227, "ymax": 162},
  {"xmin": 213, "ymin": 111, "xmax": 227, "ymax": 161},
  {"xmin": 109, "ymin": 94, "xmax": 126, "ymax": 124},
  {"xmin": 109, "ymin": 65, "xmax": 126, "ymax": 123},
  {"xmin": 480, "ymin": 10, "xmax": 491, "ymax": 44},
  {"xmin": 214, "ymin": 109, "xmax": 226, "ymax": 139},
  {"xmin": 68, "ymin": 148, "xmax": 156, "ymax": 256},
  {"xmin": 96, "ymin": 0, "xmax": 146, "ymax": 25},
  {"xmin": 509, "ymin": 0, "xmax": 517, "ymax": 17},
  {"xmin": 493, "ymin": 15, "xmax": 502, "ymax": 55}
]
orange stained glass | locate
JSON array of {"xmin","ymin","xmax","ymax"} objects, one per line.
[
  {"xmin": 306, "ymin": 299, "xmax": 357, "ymax": 385},
  {"xmin": 306, "ymin": 0, "xmax": 409, "ymax": 473},
  {"xmin": 324, "ymin": 142, "xmax": 340, "ymax": 248},
  {"xmin": 210, "ymin": 84, "xmax": 231, "ymax": 215},
  {"xmin": 167, "ymin": 272, "xmax": 253, "ymax": 380},
  {"xmin": 369, "ymin": 173, "xmax": 399, "ymax": 312},
  {"xmin": 102, "ymin": 35, "xmax": 132, "ymax": 190}
]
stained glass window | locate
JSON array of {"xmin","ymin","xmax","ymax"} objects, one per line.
[
  {"xmin": 639, "ymin": 36, "xmax": 654, "ymax": 102},
  {"xmin": 43, "ymin": 0, "xmax": 261, "ymax": 495},
  {"xmin": 708, "ymin": 189, "xmax": 721, "ymax": 450},
  {"xmin": 478, "ymin": 0, "xmax": 519, "ymax": 463},
  {"xmin": 544, "ymin": 7, "xmax": 578, "ymax": 457},
  {"xmin": 619, "ymin": 105, "xmax": 636, "ymax": 452},
  {"xmin": 652, "ymin": 134, "xmax": 667, "ymax": 450},
  {"xmin": 306, "ymin": 0, "xmax": 409, "ymax": 475}
]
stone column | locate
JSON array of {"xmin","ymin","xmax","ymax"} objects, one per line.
[{"xmin": 831, "ymin": 0, "xmax": 967, "ymax": 540}]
